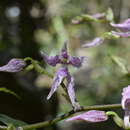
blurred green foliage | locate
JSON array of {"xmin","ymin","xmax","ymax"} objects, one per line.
[{"xmin": 0, "ymin": 0, "xmax": 130, "ymax": 130}]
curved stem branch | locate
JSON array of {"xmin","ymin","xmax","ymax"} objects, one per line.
[{"xmin": 22, "ymin": 103, "xmax": 121, "ymax": 130}]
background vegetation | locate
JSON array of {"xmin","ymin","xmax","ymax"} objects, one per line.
[{"xmin": 0, "ymin": 0, "xmax": 130, "ymax": 130}]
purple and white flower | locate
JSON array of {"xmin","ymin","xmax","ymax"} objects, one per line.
[
  {"xmin": 111, "ymin": 19, "xmax": 130, "ymax": 38},
  {"xmin": 82, "ymin": 37, "xmax": 104, "ymax": 48},
  {"xmin": 66, "ymin": 110, "xmax": 108, "ymax": 123},
  {"xmin": 122, "ymin": 85, "xmax": 130, "ymax": 129},
  {"xmin": 0, "ymin": 58, "xmax": 26, "ymax": 72},
  {"xmin": 42, "ymin": 42, "xmax": 85, "ymax": 110}
]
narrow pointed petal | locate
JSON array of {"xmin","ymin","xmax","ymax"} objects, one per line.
[
  {"xmin": 0, "ymin": 59, "xmax": 26, "ymax": 72},
  {"xmin": 67, "ymin": 75, "xmax": 80, "ymax": 111},
  {"xmin": 47, "ymin": 67, "xmax": 68, "ymax": 100},
  {"xmin": 41, "ymin": 52, "xmax": 60, "ymax": 66},
  {"xmin": 110, "ymin": 19, "xmax": 130, "ymax": 32},
  {"xmin": 69, "ymin": 56, "xmax": 85, "ymax": 68},
  {"xmin": 66, "ymin": 110, "xmax": 108, "ymax": 122},
  {"xmin": 82, "ymin": 37, "xmax": 104, "ymax": 48},
  {"xmin": 111, "ymin": 31, "xmax": 130, "ymax": 38},
  {"xmin": 60, "ymin": 42, "xmax": 69, "ymax": 59}
]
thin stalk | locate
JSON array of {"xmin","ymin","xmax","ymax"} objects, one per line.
[{"xmin": 22, "ymin": 104, "xmax": 121, "ymax": 130}]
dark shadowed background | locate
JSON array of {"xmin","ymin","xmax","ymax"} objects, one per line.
[{"xmin": 0, "ymin": 0, "xmax": 130, "ymax": 130}]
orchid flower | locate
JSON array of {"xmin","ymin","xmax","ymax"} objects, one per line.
[
  {"xmin": 66, "ymin": 110, "xmax": 108, "ymax": 123},
  {"xmin": 0, "ymin": 58, "xmax": 26, "ymax": 72},
  {"xmin": 42, "ymin": 42, "xmax": 85, "ymax": 110},
  {"xmin": 110, "ymin": 19, "xmax": 130, "ymax": 37},
  {"xmin": 121, "ymin": 85, "xmax": 130, "ymax": 129}
]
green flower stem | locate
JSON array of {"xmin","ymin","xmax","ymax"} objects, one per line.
[
  {"xmin": 0, "ymin": 104, "xmax": 121, "ymax": 130},
  {"xmin": 21, "ymin": 104, "xmax": 121, "ymax": 130}
]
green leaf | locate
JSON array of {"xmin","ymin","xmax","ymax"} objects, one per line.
[
  {"xmin": 109, "ymin": 55, "xmax": 128, "ymax": 74},
  {"xmin": 0, "ymin": 114, "xmax": 35, "ymax": 130},
  {"xmin": 0, "ymin": 88, "xmax": 20, "ymax": 100},
  {"xmin": 0, "ymin": 114, "xmax": 26, "ymax": 126}
]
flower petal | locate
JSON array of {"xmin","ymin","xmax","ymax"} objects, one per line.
[
  {"xmin": 111, "ymin": 31, "xmax": 130, "ymax": 38},
  {"xmin": 92, "ymin": 13, "xmax": 105, "ymax": 19},
  {"xmin": 82, "ymin": 37, "xmax": 104, "ymax": 48},
  {"xmin": 121, "ymin": 85, "xmax": 130, "ymax": 109},
  {"xmin": 66, "ymin": 110, "xmax": 108, "ymax": 122},
  {"xmin": 67, "ymin": 75, "xmax": 80, "ymax": 111},
  {"xmin": 122, "ymin": 85, "xmax": 130, "ymax": 129},
  {"xmin": 47, "ymin": 67, "xmax": 68, "ymax": 100},
  {"xmin": 60, "ymin": 42, "xmax": 69, "ymax": 59},
  {"xmin": 110, "ymin": 19, "xmax": 130, "ymax": 32},
  {"xmin": 69, "ymin": 56, "xmax": 85, "ymax": 68},
  {"xmin": 41, "ymin": 52, "xmax": 60, "ymax": 66},
  {"xmin": 0, "ymin": 58, "xmax": 26, "ymax": 72}
]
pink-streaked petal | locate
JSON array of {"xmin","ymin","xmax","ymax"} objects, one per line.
[
  {"xmin": 66, "ymin": 110, "xmax": 108, "ymax": 122},
  {"xmin": 111, "ymin": 31, "xmax": 130, "ymax": 38},
  {"xmin": 121, "ymin": 85, "xmax": 130, "ymax": 109},
  {"xmin": 69, "ymin": 56, "xmax": 85, "ymax": 68},
  {"xmin": 82, "ymin": 37, "xmax": 104, "ymax": 48},
  {"xmin": 110, "ymin": 19, "xmax": 130, "ymax": 32},
  {"xmin": 0, "ymin": 59, "xmax": 26, "ymax": 72},
  {"xmin": 47, "ymin": 67, "xmax": 68, "ymax": 100},
  {"xmin": 67, "ymin": 75, "xmax": 80, "ymax": 111},
  {"xmin": 41, "ymin": 52, "xmax": 60, "ymax": 66}
]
